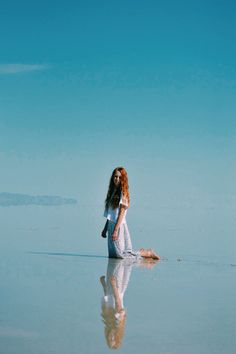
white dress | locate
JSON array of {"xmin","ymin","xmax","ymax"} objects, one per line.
[{"xmin": 104, "ymin": 194, "xmax": 140, "ymax": 259}]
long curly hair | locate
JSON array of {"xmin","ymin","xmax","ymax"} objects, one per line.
[
  {"xmin": 105, "ymin": 167, "xmax": 130, "ymax": 210},
  {"xmin": 101, "ymin": 305, "xmax": 126, "ymax": 349}
]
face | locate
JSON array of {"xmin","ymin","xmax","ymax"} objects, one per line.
[{"xmin": 113, "ymin": 170, "xmax": 121, "ymax": 187}]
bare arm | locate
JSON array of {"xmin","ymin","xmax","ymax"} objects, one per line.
[{"xmin": 112, "ymin": 205, "xmax": 126, "ymax": 241}]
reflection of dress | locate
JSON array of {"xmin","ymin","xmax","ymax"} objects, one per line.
[
  {"xmin": 101, "ymin": 259, "xmax": 133, "ymax": 318},
  {"xmin": 104, "ymin": 194, "xmax": 140, "ymax": 259},
  {"xmin": 100, "ymin": 257, "xmax": 158, "ymax": 349}
]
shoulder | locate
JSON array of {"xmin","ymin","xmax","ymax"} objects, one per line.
[{"xmin": 119, "ymin": 194, "xmax": 129, "ymax": 208}]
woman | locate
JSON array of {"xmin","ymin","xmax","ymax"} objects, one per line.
[{"xmin": 101, "ymin": 167, "xmax": 160, "ymax": 260}]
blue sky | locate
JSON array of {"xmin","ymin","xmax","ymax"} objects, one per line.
[{"xmin": 0, "ymin": 0, "xmax": 235, "ymax": 204}]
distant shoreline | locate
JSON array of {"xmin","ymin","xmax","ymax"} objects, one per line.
[{"xmin": 0, "ymin": 192, "xmax": 77, "ymax": 206}]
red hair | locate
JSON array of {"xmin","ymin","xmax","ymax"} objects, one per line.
[{"xmin": 105, "ymin": 167, "xmax": 130, "ymax": 210}]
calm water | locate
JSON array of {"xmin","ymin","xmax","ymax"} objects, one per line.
[{"xmin": 0, "ymin": 204, "xmax": 235, "ymax": 354}]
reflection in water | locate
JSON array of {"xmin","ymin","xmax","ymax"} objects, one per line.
[{"xmin": 100, "ymin": 258, "xmax": 158, "ymax": 349}]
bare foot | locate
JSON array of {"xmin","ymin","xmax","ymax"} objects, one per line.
[
  {"xmin": 140, "ymin": 248, "xmax": 161, "ymax": 260},
  {"xmin": 150, "ymin": 249, "xmax": 161, "ymax": 260}
]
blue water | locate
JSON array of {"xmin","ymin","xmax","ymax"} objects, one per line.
[{"xmin": 0, "ymin": 203, "xmax": 235, "ymax": 353}]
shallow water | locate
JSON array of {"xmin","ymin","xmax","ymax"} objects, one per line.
[{"xmin": 0, "ymin": 204, "xmax": 235, "ymax": 353}]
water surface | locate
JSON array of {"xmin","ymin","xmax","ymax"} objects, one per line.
[{"xmin": 0, "ymin": 203, "xmax": 235, "ymax": 353}]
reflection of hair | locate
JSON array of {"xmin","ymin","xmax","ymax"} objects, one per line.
[
  {"xmin": 101, "ymin": 305, "xmax": 126, "ymax": 349},
  {"xmin": 105, "ymin": 167, "xmax": 130, "ymax": 210}
]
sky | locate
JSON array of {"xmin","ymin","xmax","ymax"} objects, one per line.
[{"xmin": 0, "ymin": 0, "xmax": 235, "ymax": 205}]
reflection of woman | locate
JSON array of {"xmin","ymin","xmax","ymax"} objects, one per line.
[
  {"xmin": 101, "ymin": 167, "xmax": 160, "ymax": 260},
  {"xmin": 100, "ymin": 258, "xmax": 157, "ymax": 349},
  {"xmin": 100, "ymin": 259, "xmax": 129, "ymax": 349}
]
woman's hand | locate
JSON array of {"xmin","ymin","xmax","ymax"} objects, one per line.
[
  {"xmin": 112, "ymin": 206, "xmax": 125, "ymax": 241},
  {"xmin": 101, "ymin": 229, "xmax": 107, "ymax": 238},
  {"xmin": 112, "ymin": 229, "xmax": 118, "ymax": 241}
]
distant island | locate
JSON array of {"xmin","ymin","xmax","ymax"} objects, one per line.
[{"xmin": 0, "ymin": 192, "xmax": 77, "ymax": 206}]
